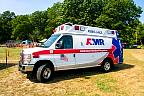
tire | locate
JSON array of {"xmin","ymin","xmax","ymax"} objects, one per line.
[
  {"xmin": 101, "ymin": 59, "xmax": 112, "ymax": 72},
  {"xmin": 36, "ymin": 64, "xmax": 53, "ymax": 82}
]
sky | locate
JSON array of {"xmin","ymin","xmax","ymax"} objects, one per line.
[
  {"xmin": 0, "ymin": 0, "xmax": 143, "ymax": 23},
  {"xmin": 134, "ymin": 0, "xmax": 144, "ymax": 23},
  {"xmin": 0, "ymin": 0, "xmax": 63, "ymax": 15}
]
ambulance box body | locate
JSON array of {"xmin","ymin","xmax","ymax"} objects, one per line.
[{"xmin": 19, "ymin": 23, "xmax": 123, "ymax": 82}]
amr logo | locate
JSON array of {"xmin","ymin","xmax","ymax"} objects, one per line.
[{"xmin": 86, "ymin": 38, "xmax": 104, "ymax": 45}]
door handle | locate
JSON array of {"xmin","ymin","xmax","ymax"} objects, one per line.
[{"xmin": 73, "ymin": 54, "xmax": 75, "ymax": 57}]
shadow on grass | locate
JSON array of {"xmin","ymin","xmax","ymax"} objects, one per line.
[
  {"xmin": 0, "ymin": 63, "xmax": 17, "ymax": 70},
  {"xmin": 112, "ymin": 63, "xmax": 134, "ymax": 72},
  {"xmin": 27, "ymin": 63, "xmax": 134, "ymax": 83}
]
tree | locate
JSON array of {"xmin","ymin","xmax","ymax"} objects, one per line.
[
  {"xmin": 46, "ymin": 2, "xmax": 64, "ymax": 29},
  {"xmin": 0, "ymin": 0, "xmax": 143, "ymax": 45},
  {"xmin": 45, "ymin": 2, "xmax": 66, "ymax": 38},
  {"xmin": 62, "ymin": 0, "xmax": 143, "ymax": 44},
  {"xmin": 0, "ymin": 11, "xmax": 15, "ymax": 43},
  {"xmin": 30, "ymin": 11, "xmax": 48, "ymax": 41},
  {"xmin": 11, "ymin": 15, "xmax": 33, "ymax": 40},
  {"xmin": 136, "ymin": 23, "xmax": 144, "ymax": 45}
]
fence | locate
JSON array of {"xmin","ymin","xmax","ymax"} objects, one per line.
[
  {"xmin": 5, "ymin": 41, "xmax": 40, "ymax": 48},
  {"xmin": 0, "ymin": 47, "xmax": 21, "ymax": 66}
]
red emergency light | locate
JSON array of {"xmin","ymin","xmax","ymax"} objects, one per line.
[
  {"xmin": 74, "ymin": 25, "xmax": 80, "ymax": 30},
  {"xmin": 61, "ymin": 26, "xmax": 64, "ymax": 30},
  {"xmin": 53, "ymin": 29, "xmax": 56, "ymax": 33},
  {"xmin": 111, "ymin": 31, "xmax": 115, "ymax": 34}
]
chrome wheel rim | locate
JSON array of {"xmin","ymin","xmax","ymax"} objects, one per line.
[
  {"xmin": 104, "ymin": 62, "xmax": 111, "ymax": 71},
  {"xmin": 43, "ymin": 68, "xmax": 51, "ymax": 79}
]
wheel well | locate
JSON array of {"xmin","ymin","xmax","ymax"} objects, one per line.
[
  {"xmin": 32, "ymin": 60, "xmax": 54, "ymax": 74},
  {"xmin": 103, "ymin": 57, "xmax": 114, "ymax": 65}
]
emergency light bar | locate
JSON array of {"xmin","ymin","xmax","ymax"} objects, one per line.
[{"xmin": 54, "ymin": 23, "xmax": 117, "ymax": 38}]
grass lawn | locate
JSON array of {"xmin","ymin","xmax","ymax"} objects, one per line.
[
  {"xmin": 0, "ymin": 47, "xmax": 22, "ymax": 79},
  {"xmin": 0, "ymin": 49, "xmax": 144, "ymax": 96},
  {"xmin": 0, "ymin": 47, "xmax": 22, "ymax": 63}
]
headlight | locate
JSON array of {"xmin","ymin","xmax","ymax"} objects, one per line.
[{"xmin": 23, "ymin": 54, "xmax": 31, "ymax": 64}]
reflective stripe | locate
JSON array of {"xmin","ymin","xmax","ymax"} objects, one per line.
[{"xmin": 32, "ymin": 49, "xmax": 110, "ymax": 57}]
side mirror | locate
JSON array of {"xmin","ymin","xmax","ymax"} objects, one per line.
[{"xmin": 55, "ymin": 42, "xmax": 63, "ymax": 49}]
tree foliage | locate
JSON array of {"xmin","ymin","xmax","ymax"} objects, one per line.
[
  {"xmin": 12, "ymin": 15, "xmax": 33, "ymax": 40},
  {"xmin": 0, "ymin": 11, "xmax": 15, "ymax": 43},
  {"xmin": 0, "ymin": 0, "xmax": 143, "ymax": 45},
  {"xmin": 30, "ymin": 11, "xmax": 48, "ymax": 41},
  {"xmin": 62, "ymin": 0, "xmax": 143, "ymax": 44},
  {"xmin": 136, "ymin": 23, "xmax": 144, "ymax": 44}
]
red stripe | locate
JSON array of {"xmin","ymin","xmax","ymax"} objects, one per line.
[
  {"xmin": 32, "ymin": 49, "xmax": 110, "ymax": 58},
  {"xmin": 32, "ymin": 50, "xmax": 50, "ymax": 58},
  {"xmin": 53, "ymin": 49, "xmax": 80, "ymax": 54}
]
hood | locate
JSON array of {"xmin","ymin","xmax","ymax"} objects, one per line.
[{"xmin": 22, "ymin": 47, "xmax": 50, "ymax": 54}]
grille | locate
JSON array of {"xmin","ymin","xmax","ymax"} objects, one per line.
[{"xmin": 20, "ymin": 51, "xmax": 24, "ymax": 64}]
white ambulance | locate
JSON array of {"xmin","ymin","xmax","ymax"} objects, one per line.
[{"xmin": 19, "ymin": 23, "xmax": 123, "ymax": 82}]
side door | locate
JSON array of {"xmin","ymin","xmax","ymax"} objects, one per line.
[
  {"xmin": 74, "ymin": 35, "xmax": 110, "ymax": 68},
  {"xmin": 54, "ymin": 35, "xmax": 76, "ymax": 70},
  {"xmin": 74, "ymin": 35, "xmax": 99, "ymax": 68}
]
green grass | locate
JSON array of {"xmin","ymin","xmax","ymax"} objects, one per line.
[
  {"xmin": 95, "ymin": 75, "xmax": 117, "ymax": 92},
  {"xmin": 0, "ymin": 47, "xmax": 22, "ymax": 61},
  {"xmin": 0, "ymin": 47, "xmax": 22, "ymax": 78}
]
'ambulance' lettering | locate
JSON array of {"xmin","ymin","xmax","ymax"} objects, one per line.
[{"xmin": 86, "ymin": 38, "xmax": 104, "ymax": 45}]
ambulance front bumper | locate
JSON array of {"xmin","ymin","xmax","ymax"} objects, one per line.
[{"xmin": 18, "ymin": 61, "xmax": 34, "ymax": 73}]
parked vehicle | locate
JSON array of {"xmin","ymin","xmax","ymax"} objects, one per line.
[
  {"xmin": 21, "ymin": 40, "xmax": 32, "ymax": 45},
  {"xmin": 19, "ymin": 23, "xmax": 123, "ymax": 82}
]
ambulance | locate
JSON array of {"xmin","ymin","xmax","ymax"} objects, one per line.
[{"xmin": 19, "ymin": 23, "xmax": 123, "ymax": 82}]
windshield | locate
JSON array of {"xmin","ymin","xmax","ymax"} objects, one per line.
[{"xmin": 42, "ymin": 34, "xmax": 60, "ymax": 48}]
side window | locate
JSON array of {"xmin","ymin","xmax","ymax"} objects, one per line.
[{"xmin": 56, "ymin": 35, "xmax": 73, "ymax": 49}]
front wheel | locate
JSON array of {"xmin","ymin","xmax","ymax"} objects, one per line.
[
  {"xmin": 101, "ymin": 59, "xmax": 112, "ymax": 72},
  {"xmin": 36, "ymin": 64, "xmax": 53, "ymax": 82}
]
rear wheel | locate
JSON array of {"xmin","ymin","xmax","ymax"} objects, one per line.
[
  {"xmin": 36, "ymin": 64, "xmax": 53, "ymax": 82},
  {"xmin": 101, "ymin": 59, "xmax": 112, "ymax": 72}
]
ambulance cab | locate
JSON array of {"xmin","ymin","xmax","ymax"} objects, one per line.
[{"xmin": 19, "ymin": 23, "xmax": 123, "ymax": 82}]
